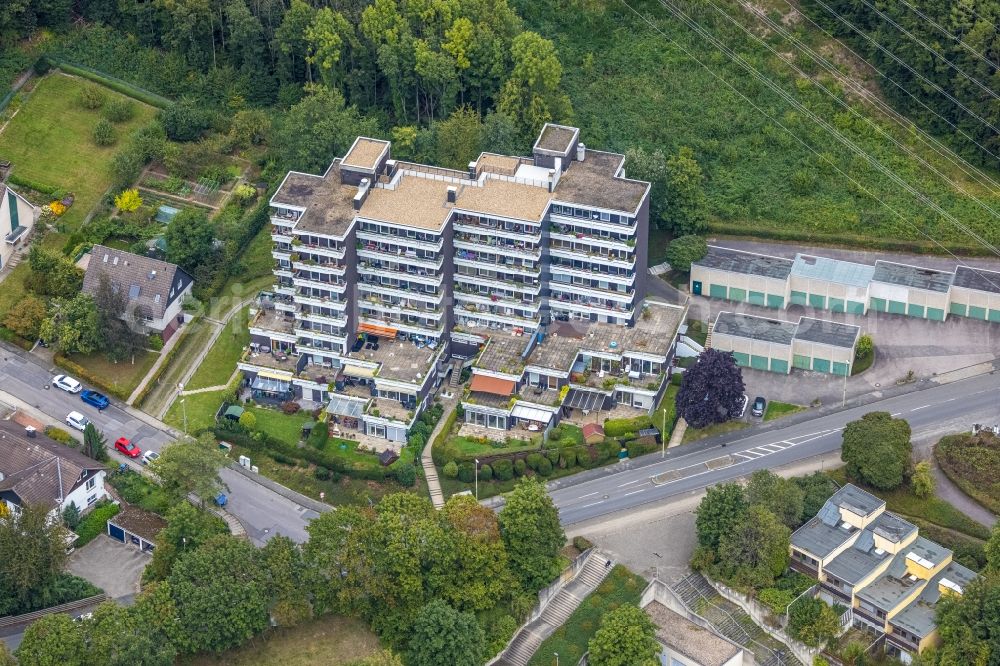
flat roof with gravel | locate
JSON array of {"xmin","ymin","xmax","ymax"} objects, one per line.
[
  {"xmin": 273, "ymin": 166, "xmax": 358, "ymax": 237},
  {"xmin": 696, "ymin": 245, "xmax": 794, "ymax": 279},
  {"xmin": 794, "ymin": 317, "xmax": 861, "ymax": 348},
  {"xmin": 872, "ymin": 260, "xmax": 954, "ymax": 293},
  {"xmin": 553, "ymin": 150, "xmax": 649, "ymax": 214},
  {"xmin": 534, "ymin": 123, "xmax": 578, "ymax": 153},
  {"xmin": 713, "ymin": 312, "xmax": 797, "ymax": 346},
  {"xmin": 792, "ymin": 254, "xmax": 876, "ymax": 288},
  {"xmin": 341, "ymin": 137, "xmax": 390, "ymax": 171}
]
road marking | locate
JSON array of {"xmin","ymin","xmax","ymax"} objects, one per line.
[
  {"xmin": 573, "ymin": 491, "xmax": 599, "ymax": 500},
  {"xmin": 910, "ymin": 405, "xmax": 930, "ymax": 411},
  {"xmin": 622, "ymin": 488, "xmax": 646, "ymax": 497},
  {"xmin": 617, "ymin": 479, "xmax": 643, "ymax": 488},
  {"xmin": 891, "ymin": 412, "xmax": 902, "ymax": 416},
  {"xmin": 580, "ymin": 501, "xmax": 604, "ymax": 508}
]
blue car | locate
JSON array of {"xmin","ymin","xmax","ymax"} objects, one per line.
[{"xmin": 80, "ymin": 389, "xmax": 110, "ymax": 410}]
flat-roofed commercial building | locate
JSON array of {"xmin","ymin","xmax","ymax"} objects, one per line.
[
  {"xmin": 868, "ymin": 261, "xmax": 953, "ymax": 321},
  {"xmin": 711, "ymin": 312, "xmax": 860, "ymax": 376},
  {"xmin": 689, "ymin": 246, "xmax": 792, "ymax": 309},
  {"xmin": 790, "ymin": 253, "xmax": 874, "ymax": 315}
]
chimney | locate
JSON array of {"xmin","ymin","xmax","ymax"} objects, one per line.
[
  {"xmin": 468, "ymin": 161, "xmax": 477, "ymax": 180},
  {"xmin": 446, "ymin": 186, "xmax": 457, "ymax": 203},
  {"xmin": 577, "ymin": 142, "xmax": 586, "ymax": 161},
  {"xmin": 353, "ymin": 178, "xmax": 371, "ymax": 211}
]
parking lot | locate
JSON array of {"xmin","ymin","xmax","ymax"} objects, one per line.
[{"xmin": 67, "ymin": 535, "xmax": 148, "ymax": 600}]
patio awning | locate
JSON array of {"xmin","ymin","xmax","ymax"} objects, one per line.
[
  {"xmin": 342, "ymin": 365, "xmax": 376, "ymax": 379},
  {"xmin": 326, "ymin": 395, "xmax": 366, "ymax": 418},
  {"xmin": 359, "ymin": 323, "xmax": 398, "ymax": 337},
  {"xmin": 564, "ymin": 388, "xmax": 605, "ymax": 412},
  {"xmin": 511, "ymin": 404, "xmax": 552, "ymax": 424},
  {"xmin": 469, "ymin": 374, "xmax": 515, "ymax": 396},
  {"xmin": 258, "ymin": 369, "xmax": 293, "ymax": 381},
  {"xmin": 4, "ymin": 225, "xmax": 27, "ymax": 244},
  {"xmin": 250, "ymin": 376, "xmax": 291, "ymax": 393}
]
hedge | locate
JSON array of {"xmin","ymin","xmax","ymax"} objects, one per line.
[
  {"xmin": 133, "ymin": 316, "xmax": 200, "ymax": 409},
  {"xmin": 430, "ymin": 406, "xmax": 460, "ymax": 466},
  {"xmin": 0, "ymin": 326, "xmax": 35, "ymax": 350},
  {"xmin": 214, "ymin": 426, "xmax": 390, "ymax": 482},
  {"xmin": 6, "ymin": 173, "xmax": 60, "ymax": 196},
  {"xmin": 708, "ymin": 222, "xmax": 987, "ymax": 257},
  {"xmin": 74, "ymin": 501, "xmax": 120, "ymax": 547},
  {"xmin": 54, "ymin": 354, "xmax": 130, "ymax": 401},
  {"xmin": 604, "ymin": 415, "xmax": 653, "ymax": 439},
  {"xmin": 48, "ymin": 59, "xmax": 172, "ymax": 109}
]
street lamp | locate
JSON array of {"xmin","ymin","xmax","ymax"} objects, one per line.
[
  {"xmin": 474, "ymin": 458, "xmax": 480, "ymax": 500},
  {"xmin": 177, "ymin": 383, "xmax": 187, "ymax": 433},
  {"xmin": 554, "ymin": 652, "xmax": 559, "ymax": 666}
]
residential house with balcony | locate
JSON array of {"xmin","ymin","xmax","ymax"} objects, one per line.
[
  {"xmin": 245, "ymin": 123, "xmax": 658, "ymax": 444},
  {"xmin": 0, "ymin": 184, "xmax": 37, "ymax": 272},
  {"xmin": 789, "ymin": 483, "xmax": 978, "ymax": 662}
]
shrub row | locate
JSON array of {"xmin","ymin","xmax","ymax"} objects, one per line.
[
  {"xmin": 708, "ymin": 222, "xmax": 987, "ymax": 257},
  {"xmin": 446, "ymin": 440, "xmax": 621, "ymax": 483},
  {"xmin": 53, "ymin": 354, "xmax": 131, "ymax": 402},
  {"xmin": 214, "ymin": 425, "xmax": 391, "ymax": 482},
  {"xmin": 74, "ymin": 501, "xmax": 121, "ymax": 548},
  {"xmin": 6, "ymin": 173, "xmax": 60, "ymax": 197},
  {"xmin": 0, "ymin": 326, "xmax": 35, "ymax": 350},
  {"xmin": 430, "ymin": 407, "xmax": 461, "ymax": 466},
  {"xmin": 44, "ymin": 425, "xmax": 78, "ymax": 446},
  {"xmin": 48, "ymin": 58, "xmax": 172, "ymax": 108},
  {"xmin": 603, "ymin": 414, "xmax": 654, "ymax": 439}
]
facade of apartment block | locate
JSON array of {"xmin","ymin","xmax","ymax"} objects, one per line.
[
  {"xmin": 241, "ymin": 123, "xmax": 657, "ymax": 443},
  {"xmin": 789, "ymin": 484, "xmax": 977, "ymax": 662},
  {"xmin": 691, "ymin": 245, "xmax": 1000, "ymax": 323}
]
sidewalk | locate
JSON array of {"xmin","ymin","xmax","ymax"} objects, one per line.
[
  {"xmin": 422, "ymin": 393, "xmax": 460, "ymax": 509},
  {"xmin": 125, "ymin": 322, "xmax": 186, "ymax": 405}
]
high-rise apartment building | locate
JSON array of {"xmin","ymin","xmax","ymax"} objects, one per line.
[{"xmin": 242, "ymin": 123, "xmax": 685, "ymax": 444}]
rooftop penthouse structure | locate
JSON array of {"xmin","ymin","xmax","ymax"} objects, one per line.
[{"xmin": 242, "ymin": 124, "xmax": 654, "ymax": 444}]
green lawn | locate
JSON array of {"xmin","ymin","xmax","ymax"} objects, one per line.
[
  {"xmin": 247, "ymin": 406, "xmax": 314, "ymax": 444},
  {"xmin": 826, "ymin": 468, "xmax": 991, "ymax": 541},
  {"xmin": 527, "ymin": 565, "xmax": 647, "ymax": 666},
  {"xmin": 140, "ymin": 318, "xmax": 215, "ymax": 414},
  {"xmin": 653, "ymin": 384, "xmax": 679, "ymax": 440},
  {"xmin": 67, "ymin": 350, "xmax": 159, "ymax": 399},
  {"xmin": 0, "ymin": 262, "xmax": 30, "ymax": 326},
  {"xmin": 763, "ymin": 401, "xmax": 804, "ymax": 422},
  {"xmin": 106, "ymin": 470, "xmax": 172, "ymax": 515},
  {"xmin": 683, "ymin": 419, "xmax": 750, "ymax": 443},
  {"xmin": 852, "ymin": 351, "xmax": 875, "ymax": 375},
  {"xmin": 0, "ymin": 72, "xmax": 157, "ymax": 232},
  {"xmin": 447, "ymin": 434, "xmax": 540, "ymax": 457},
  {"xmin": 185, "ymin": 308, "xmax": 250, "ymax": 390},
  {"xmin": 164, "ymin": 388, "xmax": 225, "ymax": 433},
  {"xmin": 190, "ymin": 615, "xmax": 382, "ymax": 666}
]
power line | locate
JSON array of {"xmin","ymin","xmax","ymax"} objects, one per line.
[
  {"xmin": 894, "ymin": 0, "xmax": 999, "ymax": 69},
  {"xmin": 611, "ymin": 0, "xmax": 1000, "ymax": 293},
  {"xmin": 716, "ymin": 0, "xmax": 1000, "ymax": 220}
]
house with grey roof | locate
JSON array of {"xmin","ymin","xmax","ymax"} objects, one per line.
[
  {"xmin": 789, "ymin": 483, "xmax": 978, "ymax": 662},
  {"xmin": 710, "ymin": 312, "xmax": 860, "ymax": 376},
  {"xmin": 82, "ymin": 245, "xmax": 193, "ymax": 342},
  {"xmin": 0, "ymin": 420, "xmax": 108, "ymax": 516},
  {"xmin": 0, "ymin": 183, "xmax": 39, "ymax": 272}
]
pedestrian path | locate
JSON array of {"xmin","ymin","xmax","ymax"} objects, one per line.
[{"xmin": 422, "ymin": 394, "xmax": 459, "ymax": 509}]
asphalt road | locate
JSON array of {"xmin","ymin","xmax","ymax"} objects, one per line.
[
  {"xmin": 0, "ymin": 344, "xmax": 317, "ymax": 545},
  {"xmin": 550, "ymin": 371, "xmax": 1000, "ymax": 525}
]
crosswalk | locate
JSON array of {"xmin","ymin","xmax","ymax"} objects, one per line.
[{"xmin": 731, "ymin": 428, "xmax": 840, "ymax": 463}]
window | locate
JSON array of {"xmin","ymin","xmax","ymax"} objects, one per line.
[
  {"xmin": 87, "ymin": 494, "xmax": 97, "ymax": 506},
  {"xmin": 86, "ymin": 477, "xmax": 96, "ymax": 491}
]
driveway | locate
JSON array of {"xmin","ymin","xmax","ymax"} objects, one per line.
[{"xmin": 67, "ymin": 535, "xmax": 148, "ymax": 600}]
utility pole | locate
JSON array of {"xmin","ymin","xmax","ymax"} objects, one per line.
[{"xmin": 475, "ymin": 458, "xmax": 479, "ymax": 500}]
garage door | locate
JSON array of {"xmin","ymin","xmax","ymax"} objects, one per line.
[
  {"xmin": 766, "ymin": 294, "xmax": 785, "ymax": 309},
  {"xmin": 907, "ymin": 303, "xmax": 924, "ymax": 318},
  {"xmin": 832, "ymin": 362, "xmax": 849, "ymax": 376},
  {"xmin": 750, "ymin": 355, "xmax": 769, "ymax": 371},
  {"xmin": 790, "ymin": 291, "xmax": 807, "ymax": 306},
  {"xmin": 748, "ymin": 291, "xmax": 765, "ymax": 306},
  {"xmin": 108, "ymin": 523, "xmax": 125, "ymax": 543},
  {"xmin": 812, "ymin": 358, "xmax": 831, "ymax": 373},
  {"xmin": 770, "ymin": 359, "xmax": 789, "ymax": 374},
  {"xmin": 709, "ymin": 284, "xmax": 727, "ymax": 299},
  {"xmin": 729, "ymin": 287, "xmax": 746, "ymax": 301},
  {"xmin": 950, "ymin": 302, "xmax": 967, "ymax": 317},
  {"xmin": 846, "ymin": 301, "xmax": 865, "ymax": 314},
  {"xmin": 828, "ymin": 297, "xmax": 845, "ymax": 313}
]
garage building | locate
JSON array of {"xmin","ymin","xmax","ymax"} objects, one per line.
[
  {"xmin": 789, "ymin": 254, "xmax": 873, "ymax": 315},
  {"xmin": 949, "ymin": 266, "xmax": 1000, "ymax": 322},
  {"xmin": 107, "ymin": 504, "xmax": 166, "ymax": 554},
  {"xmin": 711, "ymin": 312, "xmax": 860, "ymax": 376},
  {"xmin": 868, "ymin": 261, "xmax": 952, "ymax": 321},
  {"xmin": 690, "ymin": 246, "xmax": 792, "ymax": 309}
]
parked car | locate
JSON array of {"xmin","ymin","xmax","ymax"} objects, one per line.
[
  {"xmin": 732, "ymin": 394, "xmax": 749, "ymax": 419},
  {"xmin": 751, "ymin": 396, "xmax": 767, "ymax": 418},
  {"xmin": 141, "ymin": 450, "xmax": 160, "ymax": 466},
  {"xmin": 114, "ymin": 437, "xmax": 141, "ymax": 458},
  {"xmin": 53, "ymin": 375, "xmax": 82, "ymax": 393},
  {"xmin": 80, "ymin": 389, "xmax": 110, "ymax": 410},
  {"xmin": 65, "ymin": 411, "xmax": 90, "ymax": 431}
]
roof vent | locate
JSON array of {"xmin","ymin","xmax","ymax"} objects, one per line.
[
  {"xmin": 841, "ymin": 521, "xmax": 853, "ymax": 531},
  {"xmin": 468, "ymin": 161, "xmax": 477, "ymax": 180},
  {"xmin": 447, "ymin": 186, "xmax": 457, "ymax": 203},
  {"xmin": 874, "ymin": 548, "xmax": 886, "ymax": 556},
  {"xmin": 353, "ymin": 178, "xmax": 371, "ymax": 211},
  {"xmin": 577, "ymin": 142, "xmax": 586, "ymax": 161},
  {"xmin": 149, "ymin": 270, "xmax": 157, "ymax": 280}
]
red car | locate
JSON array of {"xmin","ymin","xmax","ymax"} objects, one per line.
[{"xmin": 115, "ymin": 437, "xmax": 141, "ymax": 458}]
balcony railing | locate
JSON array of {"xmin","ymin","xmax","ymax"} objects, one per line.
[
  {"xmin": 454, "ymin": 237, "xmax": 541, "ymax": 261},
  {"xmin": 551, "ymin": 294, "xmax": 634, "ymax": 314},
  {"xmin": 455, "ymin": 289, "xmax": 540, "ymax": 310},
  {"xmin": 358, "ymin": 247, "xmax": 442, "ymax": 270},
  {"xmin": 549, "ymin": 262, "xmax": 636, "ymax": 284},
  {"xmin": 454, "ymin": 255, "xmax": 540, "ymax": 276},
  {"xmin": 359, "ymin": 282, "xmax": 443, "ymax": 305},
  {"xmin": 454, "ymin": 273, "xmax": 541, "ymax": 294}
]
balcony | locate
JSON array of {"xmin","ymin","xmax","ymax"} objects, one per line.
[
  {"xmin": 295, "ymin": 290, "xmax": 348, "ymax": 310},
  {"xmin": 361, "ymin": 299, "xmax": 443, "ymax": 320},
  {"xmin": 292, "ymin": 274, "xmax": 347, "ymax": 294},
  {"xmin": 454, "ymin": 255, "xmax": 540, "ymax": 276},
  {"xmin": 359, "ymin": 282, "xmax": 444, "ymax": 306},
  {"xmin": 456, "ymin": 308, "xmax": 539, "ymax": 329},
  {"xmin": 550, "ymin": 225, "xmax": 636, "ymax": 249},
  {"xmin": 291, "ymin": 257, "xmax": 345, "ymax": 275},
  {"xmin": 820, "ymin": 582, "xmax": 852, "ymax": 605},
  {"xmin": 550, "ymin": 281, "xmax": 635, "ymax": 303},
  {"xmin": 357, "ymin": 230, "xmax": 443, "ymax": 253},
  {"xmin": 454, "ymin": 237, "xmax": 541, "ymax": 261},
  {"xmin": 291, "ymin": 242, "xmax": 346, "ymax": 260},
  {"xmin": 455, "ymin": 289, "xmax": 540, "ymax": 312},
  {"xmin": 549, "ymin": 262, "xmax": 636, "ymax": 285},
  {"xmin": 454, "ymin": 273, "xmax": 541, "ymax": 295},
  {"xmin": 271, "ymin": 230, "xmax": 294, "ymax": 243},
  {"xmin": 358, "ymin": 260, "xmax": 442, "ymax": 286},
  {"xmin": 294, "ymin": 327, "xmax": 347, "ymax": 345},
  {"xmin": 789, "ymin": 559, "xmax": 819, "ymax": 577},
  {"xmin": 453, "ymin": 221, "xmax": 541, "ymax": 244},
  {"xmin": 358, "ymin": 247, "xmax": 442, "ymax": 271},
  {"xmin": 549, "ymin": 246, "xmax": 635, "ymax": 269},
  {"xmin": 550, "ymin": 294, "xmax": 635, "ymax": 315},
  {"xmin": 359, "ymin": 314, "xmax": 443, "ymax": 337},
  {"xmin": 549, "ymin": 211, "xmax": 636, "ymax": 233},
  {"xmin": 297, "ymin": 310, "xmax": 348, "ymax": 327},
  {"xmin": 271, "ymin": 211, "xmax": 299, "ymax": 227}
]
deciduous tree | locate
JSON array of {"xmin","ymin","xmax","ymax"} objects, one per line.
[
  {"xmin": 587, "ymin": 603, "xmax": 659, "ymax": 666},
  {"xmin": 407, "ymin": 599, "xmax": 485, "ymax": 666},
  {"xmin": 94, "ymin": 273, "xmax": 148, "ymax": 363},
  {"xmin": 114, "ymin": 188, "xmax": 143, "ymax": 212},
  {"xmin": 498, "ymin": 478, "xmax": 566, "ymax": 592},
  {"xmin": 40, "ymin": 293, "xmax": 101, "ymax": 355},
  {"xmin": 934, "ymin": 573, "xmax": 1000, "ymax": 665},
  {"xmin": 498, "ymin": 31, "xmax": 571, "ymax": 136},
  {"xmin": 84, "ymin": 600, "xmax": 177, "ymax": 666},
  {"xmin": 746, "ymin": 469, "xmax": 805, "ymax": 529},
  {"xmin": 165, "ymin": 208, "xmax": 216, "ymax": 276},
  {"xmin": 146, "ymin": 501, "xmax": 228, "ymax": 581},
  {"xmin": 911, "ymin": 460, "xmax": 934, "ymax": 499},
  {"xmin": 168, "ymin": 534, "xmax": 269, "ymax": 654},
  {"xmin": 841, "ymin": 412, "xmax": 912, "ymax": 490},
  {"xmin": 3, "ymin": 294, "xmax": 47, "ymax": 340},
  {"xmin": 0, "ymin": 503, "xmax": 68, "ymax": 603},
  {"xmin": 14, "ymin": 613, "xmax": 85, "ymax": 666},
  {"xmin": 441, "ymin": 495, "xmax": 517, "ymax": 611},
  {"xmin": 148, "ymin": 434, "xmax": 229, "ymax": 505},
  {"xmin": 695, "ymin": 483, "xmax": 747, "ymax": 551},
  {"xmin": 664, "ymin": 235, "xmax": 708, "ymax": 273},
  {"xmin": 664, "ymin": 147, "xmax": 707, "ymax": 235},
  {"xmin": 675, "ymin": 349, "xmax": 746, "ymax": 429},
  {"xmin": 260, "ymin": 535, "xmax": 314, "ymax": 627},
  {"xmin": 787, "ymin": 597, "xmax": 840, "ymax": 647},
  {"xmin": 717, "ymin": 506, "xmax": 790, "ymax": 589}
]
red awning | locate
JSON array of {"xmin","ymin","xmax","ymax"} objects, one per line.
[
  {"xmin": 469, "ymin": 374, "xmax": 516, "ymax": 397},
  {"xmin": 359, "ymin": 323, "xmax": 398, "ymax": 337}
]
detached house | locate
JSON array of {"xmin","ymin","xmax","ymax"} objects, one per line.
[
  {"xmin": 790, "ymin": 483, "xmax": 977, "ymax": 662},
  {"xmin": 0, "ymin": 420, "xmax": 108, "ymax": 516},
  {"xmin": 0, "ymin": 183, "xmax": 38, "ymax": 271},
  {"xmin": 82, "ymin": 245, "xmax": 194, "ymax": 342}
]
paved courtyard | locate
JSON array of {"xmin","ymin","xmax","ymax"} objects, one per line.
[{"xmin": 67, "ymin": 534, "xmax": 148, "ymax": 600}]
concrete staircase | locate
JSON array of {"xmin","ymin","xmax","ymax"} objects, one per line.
[
  {"xmin": 704, "ymin": 322, "xmax": 714, "ymax": 349},
  {"xmin": 449, "ymin": 360, "xmax": 464, "ymax": 387},
  {"xmin": 492, "ymin": 552, "xmax": 614, "ymax": 666},
  {"xmin": 672, "ymin": 573, "xmax": 799, "ymax": 666}
]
